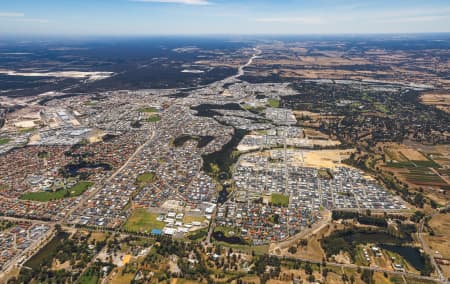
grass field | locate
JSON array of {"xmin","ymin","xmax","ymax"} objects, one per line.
[
  {"xmin": 20, "ymin": 181, "xmax": 93, "ymax": 202},
  {"xmin": 216, "ymin": 242, "xmax": 269, "ymax": 255},
  {"xmin": 271, "ymin": 193, "xmax": 289, "ymax": 207},
  {"xmin": 139, "ymin": 107, "xmax": 158, "ymax": 113},
  {"xmin": 77, "ymin": 267, "xmax": 100, "ymax": 284},
  {"xmin": 18, "ymin": 127, "xmax": 36, "ymax": 133},
  {"xmin": 146, "ymin": 115, "xmax": 161, "ymax": 122},
  {"xmin": 0, "ymin": 138, "xmax": 10, "ymax": 145},
  {"xmin": 136, "ymin": 172, "xmax": 156, "ymax": 185},
  {"xmin": 267, "ymin": 98, "xmax": 280, "ymax": 108},
  {"xmin": 183, "ymin": 215, "xmax": 206, "ymax": 223},
  {"xmin": 123, "ymin": 209, "xmax": 165, "ymax": 232}
]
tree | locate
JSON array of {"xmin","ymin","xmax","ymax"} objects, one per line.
[
  {"xmin": 288, "ymin": 246, "xmax": 297, "ymax": 254},
  {"xmin": 361, "ymin": 269, "xmax": 373, "ymax": 284},
  {"xmin": 305, "ymin": 263, "xmax": 313, "ymax": 275}
]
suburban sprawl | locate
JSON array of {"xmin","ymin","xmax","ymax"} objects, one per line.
[{"xmin": 0, "ymin": 36, "xmax": 449, "ymax": 284}]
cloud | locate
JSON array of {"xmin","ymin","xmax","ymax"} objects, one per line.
[
  {"xmin": 14, "ymin": 18, "xmax": 50, "ymax": 24},
  {"xmin": 0, "ymin": 12, "xmax": 25, "ymax": 17},
  {"xmin": 252, "ymin": 17, "xmax": 324, "ymax": 24},
  {"xmin": 0, "ymin": 12, "xmax": 49, "ymax": 23},
  {"xmin": 132, "ymin": 0, "xmax": 210, "ymax": 5}
]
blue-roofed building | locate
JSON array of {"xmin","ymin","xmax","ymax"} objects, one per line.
[{"xmin": 151, "ymin": 229, "xmax": 162, "ymax": 235}]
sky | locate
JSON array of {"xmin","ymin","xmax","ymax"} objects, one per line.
[{"xmin": 1, "ymin": 0, "xmax": 450, "ymax": 36}]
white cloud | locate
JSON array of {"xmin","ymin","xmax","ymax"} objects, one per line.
[
  {"xmin": 0, "ymin": 12, "xmax": 49, "ymax": 24},
  {"xmin": 0, "ymin": 12, "xmax": 25, "ymax": 17},
  {"xmin": 132, "ymin": 0, "xmax": 210, "ymax": 5},
  {"xmin": 373, "ymin": 16, "xmax": 448, "ymax": 24},
  {"xmin": 14, "ymin": 18, "xmax": 50, "ymax": 24},
  {"xmin": 252, "ymin": 17, "xmax": 324, "ymax": 24}
]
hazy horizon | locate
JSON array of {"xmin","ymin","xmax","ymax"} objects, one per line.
[{"xmin": 1, "ymin": 0, "xmax": 450, "ymax": 36}]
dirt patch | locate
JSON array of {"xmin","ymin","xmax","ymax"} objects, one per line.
[
  {"xmin": 296, "ymin": 149, "xmax": 355, "ymax": 169},
  {"xmin": 421, "ymin": 93, "xmax": 450, "ymax": 114}
]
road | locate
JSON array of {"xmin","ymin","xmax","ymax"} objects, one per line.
[
  {"xmin": 269, "ymin": 209, "xmax": 331, "ymax": 253},
  {"xmin": 233, "ymin": 47, "xmax": 262, "ymax": 79}
]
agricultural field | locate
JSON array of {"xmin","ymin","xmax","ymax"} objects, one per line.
[
  {"xmin": 123, "ymin": 209, "xmax": 165, "ymax": 233},
  {"xmin": 19, "ymin": 181, "xmax": 93, "ymax": 202},
  {"xmin": 421, "ymin": 93, "xmax": 450, "ymax": 114},
  {"xmin": 381, "ymin": 143, "xmax": 449, "ymax": 192}
]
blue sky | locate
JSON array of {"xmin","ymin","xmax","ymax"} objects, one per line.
[{"xmin": 1, "ymin": 0, "xmax": 450, "ymax": 35}]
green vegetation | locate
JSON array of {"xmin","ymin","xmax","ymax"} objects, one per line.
[
  {"xmin": 332, "ymin": 211, "xmax": 388, "ymax": 227},
  {"xmin": 0, "ymin": 220, "xmax": 15, "ymax": 231},
  {"xmin": 172, "ymin": 134, "xmax": 215, "ymax": 148},
  {"xmin": 0, "ymin": 138, "xmax": 10, "ymax": 145},
  {"xmin": 146, "ymin": 115, "xmax": 161, "ymax": 122},
  {"xmin": 318, "ymin": 169, "xmax": 333, "ymax": 179},
  {"xmin": 267, "ymin": 98, "xmax": 280, "ymax": 108},
  {"xmin": 20, "ymin": 181, "xmax": 93, "ymax": 202},
  {"xmin": 123, "ymin": 209, "xmax": 165, "ymax": 232},
  {"xmin": 187, "ymin": 229, "xmax": 208, "ymax": 241},
  {"xmin": 37, "ymin": 150, "xmax": 50, "ymax": 158},
  {"xmin": 77, "ymin": 270, "xmax": 99, "ymax": 284},
  {"xmin": 84, "ymin": 101, "xmax": 97, "ymax": 106},
  {"xmin": 202, "ymin": 129, "xmax": 248, "ymax": 179},
  {"xmin": 321, "ymin": 228, "xmax": 409, "ymax": 262},
  {"xmin": 18, "ymin": 127, "xmax": 36, "ymax": 133},
  {"xmin": 136, "ymin": 172, "xmax": 156, "ymax": 187},
  {"xmin": 243, "ymin": 105, "xmax": 266, "ymax": 114},
  {"xmin": 25, "ymin": 232, "xmax": 69, "ymax": 270},
  {"xmin": 271, "ymin": 193, "xmax": 289, "ymax": 207},
  {"xmin": 139, "ymin": 106, "xmax": 158, "ymax": 113}
]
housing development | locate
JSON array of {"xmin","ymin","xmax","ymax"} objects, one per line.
[{"xmin": 0, "ymin": 34, "xmax": 449, "ymax": 284}]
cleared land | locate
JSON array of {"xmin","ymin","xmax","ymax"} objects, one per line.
[
  {"xmin": 19, "ymin": 181, "xmax": 93, "ymax": 202},
  {"xmin": 123, "ymin": 209, "xmax": 165, "ymax": 232},
  {"xmin": 294, "ymin": 149, "xmax": 354, "ymax": 169}
]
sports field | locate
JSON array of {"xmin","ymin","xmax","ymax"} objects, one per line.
[{"xmin": 123, "ymin": 209, "xmax": 165, "ymax": 232}]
